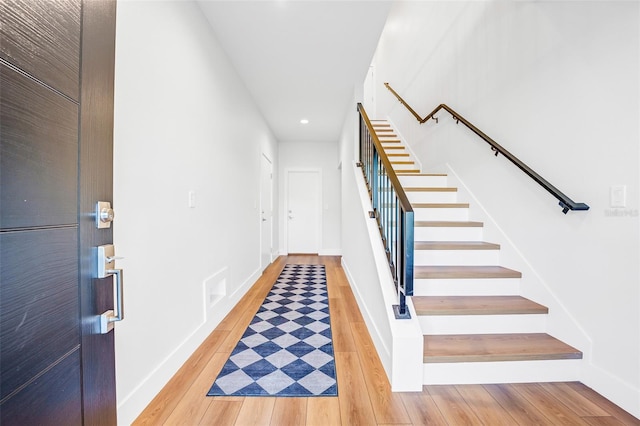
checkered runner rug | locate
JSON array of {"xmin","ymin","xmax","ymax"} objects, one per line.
[{"xmin": 207, "ymin": 264, "xmax": 337, "ymax": 396}]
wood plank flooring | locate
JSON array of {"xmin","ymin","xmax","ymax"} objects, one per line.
[{"xmin": 133, "ymin": 255, "xmax": 639, "ymax": 426}]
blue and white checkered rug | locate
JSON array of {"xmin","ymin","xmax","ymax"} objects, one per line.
[{"xmin": 207, "ymin": 264, "xmax": 337, "ymax": 397}]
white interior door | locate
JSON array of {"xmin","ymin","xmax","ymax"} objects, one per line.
[
  {"xmin": 287, "ymin": 170, "xmax": 321, "ymax": 254},
  {"xmin": 260, "ymin": 154, "xmax": 273, "ymax": 270}
]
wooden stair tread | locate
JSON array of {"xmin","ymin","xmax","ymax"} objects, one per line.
[
  {"xmin": 415, "ymin": 221, "xmax": 483, "ymax": 228},
  {"xmin": 415, "ymin": 241, "xmax": 500, "ymax": 250},
  {"xmin": 375, "ymin": 128, "xmax": 394, "ymax": 132},
  {"xmin": 415, "ymin": 265, "xmax": 522, "ymax": 279},
  {"xmin": 380, "ymin": 139, "xmax": 401, "ymax": 143},
  {"xmin": 397, "ymin": 169, "xmax": 421, "ymax": 174},
  {"xmin": 423, "ymin": 333, "xmax": 582, "ymax": 363},
  {"xmin": 405, "ymin": 187, "xmax": 457, "ymax": 192},
  {"xmin": 387, "ymin": 153, "xmax": 410, "ymax": 157},
  {"xmin": 383, "ymin": 146, "xmax": 405, "ymax": 150},
  {"xmin": 412, "ymin": 203, "xmax": 470, "ymax": 208},
  {"xmin": 413, "ymin": 295, "xmax": 548, "ymax": 316},
  {"xmin": 391, "ymin": 161, "xmax": 415, "ymax": 165}
]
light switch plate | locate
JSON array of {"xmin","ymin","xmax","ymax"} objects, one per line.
[{"xmin": 610, "ymin": 185, "xmax": 627, "ymax": 208}]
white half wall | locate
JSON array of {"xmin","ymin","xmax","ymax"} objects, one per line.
[
  {"xmin": 278, "ymin": 142, "xmax": 341, "ymax": 255},
  {"xmin": 372, "ymin": 1, "xmax": 640, "ymax": 417},
  {"xmin": 113, "ymin": 2, "xmax": 278, "ymax": 423}
]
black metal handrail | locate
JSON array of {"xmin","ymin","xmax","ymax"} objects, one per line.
[
  {"xmin": 357, "ymin": 103, "xmax": 414, "ymax": 319},
  {"xmin": 385, "ymin": 82, "xmax": 589, "ymax": 214}
]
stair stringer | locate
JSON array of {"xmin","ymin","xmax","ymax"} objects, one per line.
[
  {"xmin": 342, "ymin": 161, "xmax": 423, "ymax": 391},
  {"xmin": 442, "ymin": 162, "xmax": 592, "ymax": 369}
]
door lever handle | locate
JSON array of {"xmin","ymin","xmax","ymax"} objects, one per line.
[
  {"xmin": 96, "ymin": 244, "xmax": 125, "ymax": 334},
  {"xmin": 100, "ymin": 268, "xmax": 124, "ymax": 334}
]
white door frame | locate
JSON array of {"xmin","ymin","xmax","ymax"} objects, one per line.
[
  {"xmin": 284, "ymin": 168, "xmax": 322, "ymax": 254},
  {"xmin": 260, "ymin": 153, "xmax": 274, "ymax": 270}
]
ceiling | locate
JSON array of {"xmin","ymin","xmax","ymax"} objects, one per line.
[{"xmin": 197, "ymin": 1, "xmax": 392, "ymax": 143}]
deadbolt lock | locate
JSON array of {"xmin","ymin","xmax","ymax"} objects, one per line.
[{"xmin": 96, "ymin": 201, "xmax": 115, "ymax": 229}]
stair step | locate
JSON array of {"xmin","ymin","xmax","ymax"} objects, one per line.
[
  {"xmin": 375, "ymin": 128, "xmax": 394, "ymax": 132},
  {"xmin": 413, "ymin": 203, "xmax": 469, "ymax": 208},
  {"xmin": 416, "ymin": 221, "xmax": 483, "ymax": 227},
  {"xmin": 413, "ymin": 277, "xmax": 521, "ymax": 296},
  {"xmin": 398, "ymin": 173, "xmax": 447, "ymax": 177},
  {"xmin": 391, "ymin": 161, "xmax": 415, "ymax": 165},
  {"xmin": 423, "ymin": 333, "xmax": 582, "ymax": 363},
  {"xmin": 407, "ymin": 189, "xmax": 458, "ymax": 204},
  {"xmin": 372, "ymin": 123, "xmax": 390, "ymax": 127},
  {"xmin": 415, "ymin": 241, "xmax": 499, "ymax": 250},
  {"xmin": 413, "ymin": 296, "xmax": 548, "ymax": 316},
  {"xmin": 387, "ymin": 153, "xmax": 410, "ymax": 157},
  {"xmin": 413, "ymin": 204, "xmax": 469, "ymax": 221},
  {"xmin": 415, "ymin": 265, "xmax": 522, "ymax": 279},
  {"xmin": 381, "ymin": 139, "xmax": 401, "ymax": 143},
  {"xmin": 383, "ymin": 146, "xmax": 405, "ymax": 150},
  {"xmin": 406, "ymin": 187, "xmax": 457, "ymax": 193},
  {"xmin": 399, "ymin": 174, "xmax": 448, "ymax": 187}
]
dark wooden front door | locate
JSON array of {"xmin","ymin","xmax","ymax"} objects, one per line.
[{"xmin": 1, "ymin": 0, "xmax": 117, "ymax": 424}]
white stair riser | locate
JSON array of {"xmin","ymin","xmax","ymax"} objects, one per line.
[
  {"xmin": 407, "ymin": 191, "xmax": 458, "ymax": 203},
  {"xmin": 418, "ymin": 314, "xmax": 547, "ymax": 335},
  {"xmin": 414, "ymin": 207, "xmax": 469, "ymax": 221},
  {"xmin": 392, "ymin": 163, "xmax": 418, "ymax": 171},
  {"xmin": 423, "ymin": 359, "xmax": 581, "ymax": 385},
  {"xmin": 414, "ymin": 249, "xmax": 499, "ymax": 265},
  {"xmin": 399, "ymin": 175, "xmax": 448, "ymax": 187},
  {"xmin": 412, "ymin": 278, "xmax": 521, "ymax": 296},
  {"xmin": 414, "ymin": 226, "xmax": 483, "ymax": 241}
]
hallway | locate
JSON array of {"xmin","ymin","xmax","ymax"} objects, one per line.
[{"xmin": 134, "ymin": 256, "xmax": 638, "ymax": 425}]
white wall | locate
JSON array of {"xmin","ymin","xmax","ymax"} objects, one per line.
[
  {"xmin": 113, "ymin": 1, "xmax": 278, "ymax": 423},
  {"xmin": 373, "ymin": 1, "xmax": 639, "ymax": 417},
  {"xmin": 278, "ymin": 142, "xmax": 341, "ymax": 255}
]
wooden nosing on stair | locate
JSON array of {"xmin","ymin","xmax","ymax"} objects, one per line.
[
  {"xmin": 414, "ymin": 265, "xmax": 522, "ymax": 279},
  {"xmin": 423, "ymin": 333, "xmax": 582, "ymax": 363},
  {"xmin": 384, "ymin": 146, "xmax": 405, "ymax": 150},
  {"xmin": 387, "ymin": 153, "xmax": 410, "ymax": 157},
  {"xmin": 391, "ymin": 161, "xmax": 415, "ymax": 165},
  {"xmin": 412, "ymin": 295, "xmax": 548, "ymax": 316},
  {"xmin": 380, "ymin": 139, "xmax": 401, "ymax": 143}
]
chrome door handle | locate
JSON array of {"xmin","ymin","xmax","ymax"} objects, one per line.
[
  {"xmin": 97, "ymin": 244, "xmax": 125, "ymax": 334},
  {"xmin": 100, "ymin": 268, "xmax": 124, "ymax": 334}
]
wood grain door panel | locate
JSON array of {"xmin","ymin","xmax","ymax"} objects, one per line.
[
  {"xmin": 0, "ymin": 228, "xmax": 80, "ymax": 402},
  {"xmin": 0, "ymin": 348, "xmax": 82, "ymax": 425},
  {"xmin": 0, "ymin": 65, "xmax": 79, "ymax": 230},
  {"xmin": 0, "ymin": 0, "xmax": 81, "ymax": 100}
]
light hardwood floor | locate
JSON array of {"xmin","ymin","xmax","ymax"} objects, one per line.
[{"xmin": 134, "ymin": 255, "xmax": 639, "ymax": 425}]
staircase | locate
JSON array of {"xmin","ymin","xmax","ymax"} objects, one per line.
[{"xmin": 371, "ymin": 121, "xmax": 583, "ymax": 385}]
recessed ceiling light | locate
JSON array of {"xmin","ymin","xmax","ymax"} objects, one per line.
[{"xmin": 300, "ymin": 119, "xmax": 309, "ymax": 124}]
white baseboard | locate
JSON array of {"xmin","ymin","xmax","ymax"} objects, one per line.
[{"xmin": 582, "ymin": 362, "xmax": 640, "ymax": 419}]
